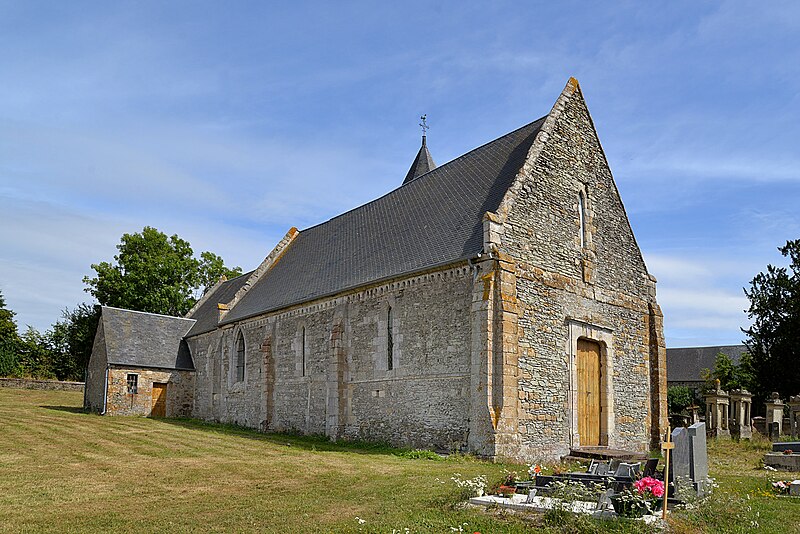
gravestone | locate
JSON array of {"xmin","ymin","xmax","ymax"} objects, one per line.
[
  {"xmin": 670, "ymin": 426, "xmax": 691, "ymax": 486},
  {"xmin": 688, "ymin": 422, "xmax": 709, "ymax": 496},
  {"xmin": 790, "ymin": 481, "xmax": 800, "ymax": 497},
  {"xmin": 595, "ymin": 488, "xmax": 614, "ymax": 511},
  {"xmin": 766, "ymin": 392, "xmax": 784, "ymax": 436},
  {"xmin": 770, "ymin": 422, "xmax": 781, "ymax": 441},
  {"xmin": 771, "ymin": 442, "xmax": 800, "ymax": 453}
]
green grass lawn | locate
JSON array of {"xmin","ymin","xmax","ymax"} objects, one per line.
[{"xmin": 0, "ymin": 388, "xmax": 798, "ymax": 533}]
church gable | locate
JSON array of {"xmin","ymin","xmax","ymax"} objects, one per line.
[
  {"xmin": 498, "ymin": 78, "xmax": 650, "ymax": 294},
  {"xmin": 481, "ymin": 79, "xmax": 666, "ymax": 456}
]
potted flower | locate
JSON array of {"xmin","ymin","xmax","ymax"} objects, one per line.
[
  {"xmin": 610, "ymin": 477, "xmax": 665, "ymax": 517},
  {"xmin": 496, "ymin": 471, "xmax": 518, "ymax": 497}
]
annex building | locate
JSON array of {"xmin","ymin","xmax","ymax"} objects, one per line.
[{"xmin": 85, "ymin": 79, "xmax": 667, "ymax": 461}]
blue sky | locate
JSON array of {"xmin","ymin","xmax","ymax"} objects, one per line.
[{"xmin": 1, "ymin": 1, "xmax": 798, "ymax": 347}]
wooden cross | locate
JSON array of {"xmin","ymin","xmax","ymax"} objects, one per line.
[{"xmin": 660, "ymin": 425, "xmax": 674, "ymax": 520}]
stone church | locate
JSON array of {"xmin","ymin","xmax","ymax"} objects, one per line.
[{"xmin": 85, "ymin": 78, "xmax": 667, "ymax": 461}]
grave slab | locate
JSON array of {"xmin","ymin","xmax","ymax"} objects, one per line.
[
  {"xmin": 772, "ymin": 442, "xmax": 800, "ymax": 454},
  {"xmin": 670, "ymin": 427, "xmax": 690, "ymax": 485},
  {"xmin": 688, "ymin": 422, "xmax": 709, "ymax": 496}
]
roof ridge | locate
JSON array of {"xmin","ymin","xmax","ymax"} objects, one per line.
[{"xmin": 102, "ymin": 305, "xmax": 196, "ymax": 322}]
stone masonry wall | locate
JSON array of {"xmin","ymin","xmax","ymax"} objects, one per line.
[
  {"xmin": 187, "ymin": 265, "xmax": 473, "ymax": 451},
  {"xmin": 106, "ymin": 367, "xmax": 194, "ymax": 417},
  {"xmin": 84, "ymin": 320, "xmax": 108, "ymax": 412},
  {"xmin": 498, "ymin": 84, "xmax": 662, "ymax": 459},
  {"xmin": 0, "ymin": 378, "xmax": 84, "ymax": 392}
]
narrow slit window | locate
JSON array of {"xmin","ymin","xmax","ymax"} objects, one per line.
[
  {"xmin": 387, "ymin": 306, "xmax": 394, "ymax": 370},
  {"xmin": 236, "ymin": 331, "xmax": 245, "ymax": 383},
  {"xmin": 578, "ymin": 191, "xmax": 587, "ymax": 248},
  {"xmin": 126, "ymin": 374, "xmax": 138, "ymax": 394},
  {"xmin": 301, "ymin": 326, "xmax": 306, "ymax": 377}
]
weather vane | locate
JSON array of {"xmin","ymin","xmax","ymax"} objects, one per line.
[{"xmin": 419, "ymin": 114, "xmax": 430, "ymax": 136}]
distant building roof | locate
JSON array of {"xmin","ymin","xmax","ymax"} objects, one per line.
[
  {"xmin": 101, "ymin": 306, "xmax": 196, "ymax": 370},
  {"xmin": 666, "ymin": 345, "xmax": 747, "ymax": 383},
  {"xmin": 220, "ymin": 116, "xmax": 546, "ymax": 325}
]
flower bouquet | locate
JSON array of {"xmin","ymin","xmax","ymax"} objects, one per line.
[
  {"xmin": 772, "ymin": 480, "xmax": 792, "ymax": 495},
  {"xmin": 495, "ymin": 471, "xmax": 518, "ymax": 497},
  {"xmin": 610, "ymin": 477, "xmax": 665, "ymax": 517}
]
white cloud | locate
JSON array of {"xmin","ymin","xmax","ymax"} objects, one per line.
[{"xmin": 645, "ymin": 252, "xmax": 752, "ymax": 346}]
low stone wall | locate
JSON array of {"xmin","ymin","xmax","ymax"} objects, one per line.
[{"xmin": 0, "ymin": 377, "xmax": 85, "ymax": 392}]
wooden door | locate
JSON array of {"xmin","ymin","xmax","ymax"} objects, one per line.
[
  {"xmin": 151, "ymin": 382, "xmax": 167, "ymax": 417},
  {"xmin": 577, "ymin": 339, "xmax": 601, "ymax": 446}
]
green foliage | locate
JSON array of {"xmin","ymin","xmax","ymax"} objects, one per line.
[
  {"xmin": 396, "ymin": 448, "xmax": 443, "ymax": 460},
  {"xmin": 13, "ymin": 327, "xmax": 57, "ymax": 379},
  {"xmin": 701, "ymin": 351, "xmax": 756, "ymax": 395},
  {"xmin": 743, "ymin": 238, "xmax": 800, "ymax": 405},
  {"xmin": 0, "ymin": 291, "xmax": 21, "ymax": 376},
  {"xmin": 48, "ymin": 304, "xmax": 100, "ymax": 381},
  {"xmin": 0, "ymin": 338, "xmax": 20, "ymax": 377},
  {"xmin": 0, "ymin": 291, "xmax": 99, "ymax": 380},
  {"xmin": 668, "ymin": 385, "xmax": 694, "ymax": 414},
  {"xmin": 197, "ymin": 251, "xmax": 243, "ymax": 297},
  {"xmin": 83, "ymin": 226, "xmax": 241, "ymax": 317},
  {"xmin": 0, "ymin": 289, "xmax": 19, "ymax": 345}
]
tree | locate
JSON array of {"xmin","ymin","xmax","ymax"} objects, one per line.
[
  {"xmin": 0, "ymin": 290, "xmax": 21, "ymax": 376},
  {"xmin": 13, "ymin": 327, "xmax": 57, "ymax": 379},
  {"xmin": 83, "ymin": 227, "xmax": 241, "ymax": 317},
  {"xmin": 50, "ymin": 304, "xmax": 100, "ymax": 381},
  {"xmin": 668, "ymin": 386, "xmax": 693, "ymax": 414},
  {"xmin": 197, "ymin": 251, "xmax": 243, "ymax": 298},
  {"xmin": 0, "ymin": 290, "xmax": 18, "ymax": 344},
  {"xmin": 743, "ymin": 238, "xmax": 800, "ymax": 407}
]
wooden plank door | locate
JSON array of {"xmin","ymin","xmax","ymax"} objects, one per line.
[
  {"xmin": 577, "ymin": 339, "xmax": 601, "ymax": 446},
  {"xmin": 151, "ymin": 382, "xmax": 167, "ymax": 417}
]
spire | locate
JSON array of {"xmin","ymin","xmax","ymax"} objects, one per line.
[{"xmin": 403, "ymin": 115, "xmax": 437, "ymax": 184}]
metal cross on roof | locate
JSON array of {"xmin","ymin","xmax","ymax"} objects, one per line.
[{"xmin": 419, "ymin": 114, "xmax": 429, "ymax": 136}]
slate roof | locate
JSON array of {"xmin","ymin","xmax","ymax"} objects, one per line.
[
  {"xmin": 666, "ymin": 345, "xmax": 747, "ymax": 383},
  {"xmin": 101, "ymin": 306, "xmax": 196, "ymax": 370},
  {"xmin": 185, "ymin": 272, "xmax": 253, "ymax": 337},
  {"xmin": 220, "ymin": 116, "xmax": 546, "ymax": 325},
  {"xmin": 403, "ymin": 135, "xmax": 437, "ymax": 184}
]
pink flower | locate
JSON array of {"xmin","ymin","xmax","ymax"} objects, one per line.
[{"xmin": 633, "ymin": 477, "xmax": 665, "ymax": 498}]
